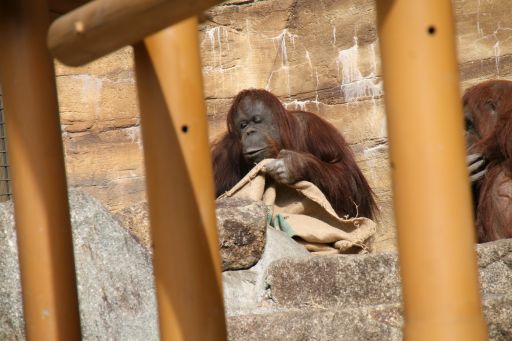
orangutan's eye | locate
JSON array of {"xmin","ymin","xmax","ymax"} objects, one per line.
[{"xmin": 465, "ymin": 117, "xmax": 474, "ymax": 131}]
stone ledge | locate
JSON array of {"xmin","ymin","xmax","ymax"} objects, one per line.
[
  {"xmin": 265, "ymin": 239, "xmax": 512, "ymax": 308},
  {"xmin": 228, "ymin": 295, "xmax": 512, "ymax": 341}
]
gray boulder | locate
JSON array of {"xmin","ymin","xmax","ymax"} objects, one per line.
[
  {"xmin": 266, "ymin": 252, "xmax": 400, "ymax": 308},
  {"xmin": 223, "ymin": 227, "xmax": 311, "ymax": 316},
  {"xmin": 216, "ymin": 198, "xmax": 268, "ymax": 271},
  {"xmin": 0, "ymin": 201, "xmax": 24, "ymax": 340},
  {"xmin": 0, "ymin": 191, "xmax": 158, "ymax": 341},
  {"xmin": 477, "ymin": 239, "xmax": 512, "ymax": 299}
]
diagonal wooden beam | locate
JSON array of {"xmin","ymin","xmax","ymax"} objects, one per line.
[
  {"xmin": 133, "ymin": 17, "xmax": 226, "ymax": 340},
  {"xmin": 48, "ymin": 0, "xmax": 224, "ymax": 66}
]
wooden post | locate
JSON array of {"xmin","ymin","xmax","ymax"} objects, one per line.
[
  {"xmin": 376, "ymin": 1, "xmax": 488, "ymax": 340},
  {"xmin": 0, "ymin": 1, "xmax": 81, "ymax": 339},
  {"xmin": 133, "ymin": 17, "xmax": 227, "ymax": 341}
]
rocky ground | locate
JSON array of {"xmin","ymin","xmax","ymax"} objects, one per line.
[{"xmin": 0, "ymin": 194, "xmax": 510, "ymax": 340}]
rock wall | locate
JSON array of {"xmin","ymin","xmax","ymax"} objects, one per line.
[
  {"xmin": 54, "ymin": 49, "xmax": 149, "ymax": 246},
  {"xmin": 54, "ymin": 0, "xmax": 512, "ymax": 251}
]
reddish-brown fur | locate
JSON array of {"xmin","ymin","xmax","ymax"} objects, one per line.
[
  {"xmin": 463, "ymin": 80, "xmax": 512, "ymax": 242},
  {"xmin": 211, "ymin": 89, "xmax": 378, "ymax": 219}
]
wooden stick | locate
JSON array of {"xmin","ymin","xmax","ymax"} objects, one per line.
[{"xmin": 48, "ymin": 0, "xmax": 223, "ymax": 66}]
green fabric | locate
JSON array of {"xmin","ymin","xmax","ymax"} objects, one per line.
[{"xmin": 272, "ymin": 214, "xmax": 297, "ymax": 238}]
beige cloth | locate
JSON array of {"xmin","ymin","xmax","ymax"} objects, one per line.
[{"xmin": 219, "ymin": 159, "xmax": 377, "ymax": 254}]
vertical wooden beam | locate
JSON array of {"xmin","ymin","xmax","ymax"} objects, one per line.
[
  {"xmin": 134, "ymin": 17, "xmax": 227, "ymax": 341},
  {"xmin": 376, "ymin": 1, "xmax": 487, "ymax": 340},
  {"xmin": 0, "ymin": 1, "xmax": 81, "ymax": 340}
]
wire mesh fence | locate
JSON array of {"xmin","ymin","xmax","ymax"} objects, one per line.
[{"xmin": 0, "ymin": 92, "xmax": 12, "ymax": 202}]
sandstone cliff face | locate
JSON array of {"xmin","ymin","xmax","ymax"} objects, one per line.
[
  {"xmin": 54, "ymin": 0, "xmax": 512, "ymax": 251},
  {"xmin": 54, "ymin": 49, "xmax": 149, "ymax": 246}
]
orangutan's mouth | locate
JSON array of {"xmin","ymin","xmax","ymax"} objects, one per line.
[{"xmin": 244, "ymin": 148, "xmax": 265, "ymax": 159}]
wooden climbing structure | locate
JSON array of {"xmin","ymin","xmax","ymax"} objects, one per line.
[{"xmin": 0, "ymin": 0, "xmax": 487, "ymax": 340}]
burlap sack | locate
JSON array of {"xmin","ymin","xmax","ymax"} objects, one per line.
[{"xmin": 219, "ymin": 159, "xmax": 377, "ymax": 254}]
